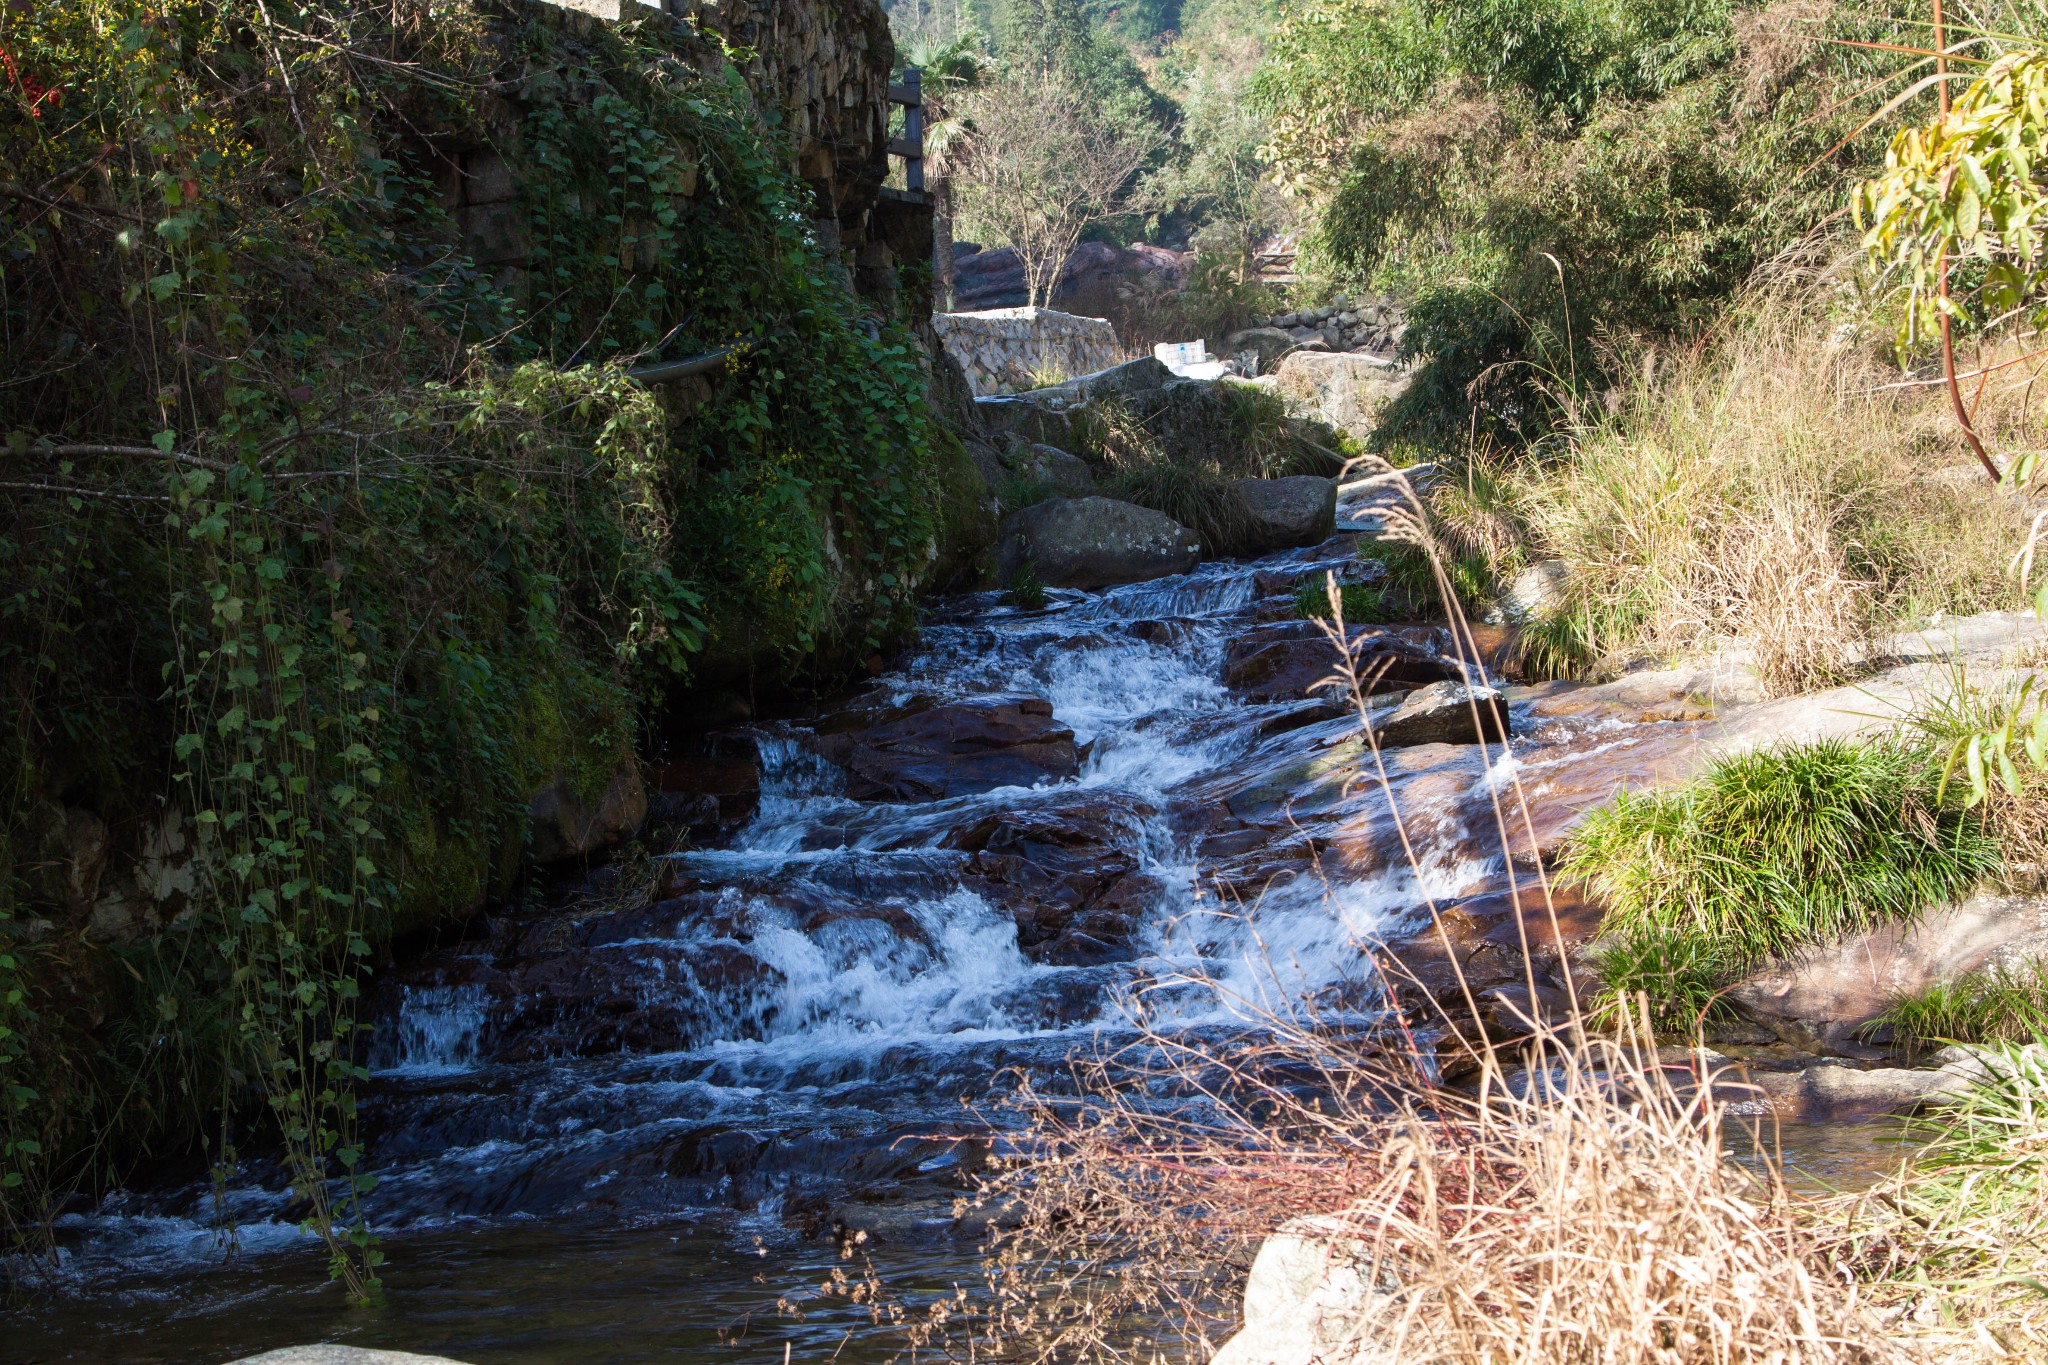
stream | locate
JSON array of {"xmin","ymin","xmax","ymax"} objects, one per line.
[{"xmin": 10, "ymin": 487, "xmax": 1906, "ymax": 1363}]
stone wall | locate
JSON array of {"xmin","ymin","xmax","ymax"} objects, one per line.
[
  {"xmin": 934, "ymin": 307, "xmax": 1123, "ymax": 396},
  {"xmin": 433, "ymin": 0, "xmax": 922, "ymax": 317}
]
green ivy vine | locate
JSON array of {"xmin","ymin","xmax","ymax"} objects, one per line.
[{"xmin": 0, "ymin": 0, "xmax": 947, "ymax": 1297}]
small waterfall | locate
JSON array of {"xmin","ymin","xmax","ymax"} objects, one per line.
[{"xmin": 378, "ymin": 983, "xmax": 491, "ymax": 1075}]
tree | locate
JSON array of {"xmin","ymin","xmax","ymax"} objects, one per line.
[
  {"xmin": 955, "ymin": 68, "xmax": 1164, "ymax": 305},
  {"xmin": 1149, "ymin": 0, "xmax": 1289, "ymax": 276}
]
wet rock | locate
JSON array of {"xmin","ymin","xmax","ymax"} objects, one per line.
[
  {"xmin": 948, "ymin": 797, "xmax": 1160, "ymax": 964},
  {"xmin": 1233, "ymin": 476, "xmax": 1338, "ymax": 552},
  {"xmin": 528, "ymin": 761, "xmax": 648, "ymax": 864},
  {"xmin": 648, "ymin": 731, "xmax": 761, "ymax": 836},
  {"xmin": 1476, "ymin": 981, "xmax": 1575, "ymax": 1037},
  {"xmin": 1221, "ymin": 621, "xmax": 1460, "ymax": 703},
  {"xmin": 1377, "ymin": 885, "xmax": 1603, "ymax": 1019},
  {"xmin": 998, "ymin": 496, "xmax": 1202, "ymax": 590},
  {"xmin": 813, "ymin": 694, "xmax": 1080, "ymax": 802},
  {"xmin": 1369, "ymin": 682, "xmax": 1510, "ymax": 748},
  {"xmin": 1718, "ymin": 1053, "xmax": 1992, "ymax": 1122},
  {"xmin": 1727, "ymin": 891, "xmax": 2048, "ymax": 1052}
]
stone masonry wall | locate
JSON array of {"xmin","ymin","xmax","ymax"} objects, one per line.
[
  {"xmin": 934, "ymin": 307, "xmax": 1123, "ymax": 396},
  {"xmin": 432, "ymin": 0, "xmax": 919, "ymax": 316}
]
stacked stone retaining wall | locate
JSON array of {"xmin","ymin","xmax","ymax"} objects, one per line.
[{"xmin": 934, "ymin": 307, "xmax": 1122, "ymax": 396}]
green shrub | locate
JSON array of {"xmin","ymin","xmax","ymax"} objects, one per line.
[{"xmin": 1563, "ymin": 740, "xmax": 2000, "ymax": 970}]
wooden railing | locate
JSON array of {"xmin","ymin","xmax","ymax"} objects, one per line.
[{"xmin": 887, "ymin": 67, "xmax": 924, "ymax": 195}]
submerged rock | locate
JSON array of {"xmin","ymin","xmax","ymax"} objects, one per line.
[
  {"xmin": 998, "ymin": 496, "xmax": 1202, "ymax": 590},
  {"xmin": 814, "ymin": 694, "xmax": 1081, "ymax": 801},
  {"xmin": 948, "ymin": 795, "xmax": 1162, "ymax": 964}
]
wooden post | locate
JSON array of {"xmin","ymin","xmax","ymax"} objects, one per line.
[{"xmin": 888, "ymin": 68, "xmax": 925, "ymax": 194}]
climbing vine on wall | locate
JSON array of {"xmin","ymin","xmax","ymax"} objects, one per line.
[{"xmin": 0, "ymin": 0, "xmax": 942, "ymax": 1291}]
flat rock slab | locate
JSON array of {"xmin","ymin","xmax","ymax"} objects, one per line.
[
  {"xmin": 1730, "ymin": 891, "xmax": 2048, "ymax": 1050},
  {"xmin": 231, "ymin": 1350, "xmax": 472, "ymax": 1365}
]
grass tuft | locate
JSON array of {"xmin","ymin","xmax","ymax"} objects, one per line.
[
  {"xmin": 1002, "ymin": 560, "xmax": 1047, "ymax": 610},
  {"xmin": 1871, "ymin": 961, "xmax": 2048, "ymax": 1054},
  {"xmin": 1563, "ymin": 739, "xmax": 2000, "ymax": 971},
  {"xmin": 1588, "ymin": 929, "xmax": 1739, "ymax": 1032},
  {"xmin": 1293, "ymin": 579, "xmax": 1394, "ymax": 623}
]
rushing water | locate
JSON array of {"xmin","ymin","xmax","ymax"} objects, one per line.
[{"xmin": 7, "ymin": 488, "xmax": 1887, "ymax": 1364}]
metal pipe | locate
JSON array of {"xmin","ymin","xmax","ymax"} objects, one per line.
[{"xmin": 627, "ymin": 345, "xmax": 741, "ymax": 385}]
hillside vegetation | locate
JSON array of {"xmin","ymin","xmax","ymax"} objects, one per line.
[{"xmin": 0, "ymin": 0, "xmax": 972, "ymax": 1286}]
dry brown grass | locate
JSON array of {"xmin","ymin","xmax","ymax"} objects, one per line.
[
  {"xmin": 1496, "ymin": 300, "xmax": 2033, "ymax": 693},
  {"xmin": 818, "ymin": 471, "xmax": 2047, "ymax": 1365}
]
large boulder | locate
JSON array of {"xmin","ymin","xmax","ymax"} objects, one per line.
[
  {"xmin": 1274, "ymin": 351, "xmax": 1413, "ymax": 441},
  {"xmin": 1233, "ymin": 476, "xmax": 1337, "ymax": 552},
  {"xmin": 1011, "ymin": 443, "xmax": 1096, "ymax": 497},
  {"xmin": 1210, "ymin": 1214, "xmax": 1391, "ymax": 1365},
  {"xmin": 812, "ymin": 693, "xmax": 1080, "ymax": 801},
  {"xmin": 999, "ymin": 497, "xmax": 1202, "ymax": 590},
  {"xmin": 529, "ymin": 762, "xmax": 648, "ymax": 864}
]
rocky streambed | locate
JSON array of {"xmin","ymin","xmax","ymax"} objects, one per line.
[{"xmin": 16, "ymin": 478, "xmax": 2040, "ymax": 1363}]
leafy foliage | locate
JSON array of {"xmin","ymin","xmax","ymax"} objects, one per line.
[
  {"xmin": 1857, "ymin": 50, "xmax": 2048, "ymax": 345},
  {"xmin": 1250, "ymin": 0, "xmax": 1926, "ymax": 447},
  {"xmin": 0, "ymin": 0, "xmax": 945, "ymax": 1284}
]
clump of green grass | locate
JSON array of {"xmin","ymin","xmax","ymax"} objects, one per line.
[
  {"xmin": 1563, "ymin": 739, "xmax": 2001, "ymax": 974},
  {"xmin": 1023, "ymin": 360, "xmax": 1070, "ymax": 391},
  {"xmin": 1870, "ymin": 961, "xmax": 2048, "ymax": 1054},
  {"xmin": 1099, "ymin": 458, "xmax": 1256, "ymax": 554},
  {"xmin": 1293, "ymin": 579, "xmax": 1394, "ymax": 623},
  {"xmin": 997, "ymin": 471, "xmax": 1059, "ymax": 515},
  {"xmin": 1588, "ymin": 929, "xmax": 1739, "ymax": 1032},
  {"xmin": 1003, "ymin": 560, "xmax": 1047, "ymax": 610}
]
